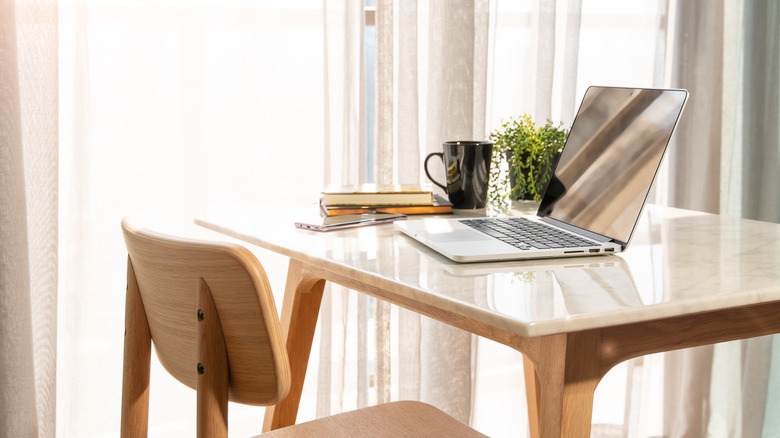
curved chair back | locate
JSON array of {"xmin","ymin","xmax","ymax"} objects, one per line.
[{"xmin": 121, "ymin": 218, "xmax": 290, "ymax": 436}]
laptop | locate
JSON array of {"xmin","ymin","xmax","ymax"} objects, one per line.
[{"xmin": 395, "ymin": 86, "xmax": 688, "ymax": 263}]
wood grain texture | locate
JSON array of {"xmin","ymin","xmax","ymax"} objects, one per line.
[
  {"xmin": 519, "ymin": 300, "xmax": 780, "ymax": 438},
  {"xmin": 122, "ymin": 218, "xmax": 291, "ymax": 406},
  {"xmin": 597, "ymin": 301, "xmax": 780, "ymax": 373},
  {"xmin": 262, "ymin": 260, "xmax": 325, "ymax": 431},
  {"xmin": 196, "ymin": 278, "xmax": 229, "ymax": 438},
  {"xmin": 120, "ymin": 258, "xmax": 152, "ymax": 438},
  {"xmin": 259, "ymin": 401, "xmax": 487, "ymax": 437},
  {"xmin": 523, "ymin": 355, "xmax": 541, "ymax": 438}
]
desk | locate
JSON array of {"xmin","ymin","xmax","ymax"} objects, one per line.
[{"xmin": 196, "ymin": 204, "xmax": 780, "ymax": 437}]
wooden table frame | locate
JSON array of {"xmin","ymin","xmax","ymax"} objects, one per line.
[{"xmin": 261, "ymin": 258, "xmax": 780, "ymax": 437}]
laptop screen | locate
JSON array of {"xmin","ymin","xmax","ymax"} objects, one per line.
[{"xmin": 538, "ymin": 86, "xmax": 688, "ymax": 244}]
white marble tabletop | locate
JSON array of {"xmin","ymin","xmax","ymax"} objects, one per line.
[{"xmin": 195, "ymin": 203, "xmax": 780, "ymax": 338}]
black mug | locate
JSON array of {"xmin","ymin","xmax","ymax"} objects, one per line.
[{"xmin": 424, "ymin": 141, "xmax": 493, "ymax": 209}]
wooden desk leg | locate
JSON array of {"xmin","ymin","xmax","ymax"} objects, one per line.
[
  {"xmin": 263, "ymin": 260, "xmax": 326, "ymax": 432},
  {"xmin": 523, "ymin": 355, "xmax": 542, "ymax": 438},
  {"xmin": 526, "ymin": 331, "xmax": 602, "ymax": 438}
]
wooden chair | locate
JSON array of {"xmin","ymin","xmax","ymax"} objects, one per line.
[{"xmin": 120, "ymin": 218, "xmax": 486, "ymax": 437}]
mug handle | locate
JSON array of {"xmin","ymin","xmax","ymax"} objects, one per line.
[{"xmin": 424, "ymin": 152, "xmax": 447, "ymax": 191}]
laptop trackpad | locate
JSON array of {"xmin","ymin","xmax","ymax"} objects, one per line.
[
  {"xmin": 429, "ymin": 229, "xmax": 491, "ymax": 243},
  {"xmin": 424, "ymin": 229, "xmax": 515, "ymax": 254}
]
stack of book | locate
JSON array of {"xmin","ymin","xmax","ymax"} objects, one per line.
[{"xmin": 320, "ymin": 183, "xmax": 453, "ymax": 217}]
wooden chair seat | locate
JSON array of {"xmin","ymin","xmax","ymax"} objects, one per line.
[
  {"xmin": 255, "ymin": 401, "xmax": 484, "ymax": 437},
  {"xmin": 120, "ymin": 218, "xmax": 486, "ymax": 437}
]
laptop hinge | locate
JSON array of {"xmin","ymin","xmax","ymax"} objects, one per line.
[{"xmin": 540, "ymin": 217, "xmax": 622, "ymax": 245}]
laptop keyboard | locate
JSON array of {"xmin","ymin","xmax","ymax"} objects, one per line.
[{"xmin": 460, "ymin": 217, "xmax": 598, "ymax": 250}]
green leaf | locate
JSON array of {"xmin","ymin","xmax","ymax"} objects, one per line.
[{"xmin": 487, "ymin": 114, "xmax": 569, "ymax": 205}]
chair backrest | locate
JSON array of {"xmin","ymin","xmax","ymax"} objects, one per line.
[{"xmin": 121, "ymin": 218, "xmax": 291, "ymax": 407}]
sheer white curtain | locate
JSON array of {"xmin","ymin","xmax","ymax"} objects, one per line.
[
  {"xmin": 0, "ymin": 1, "xmax": 58, "ymax": 437},
  {"xmin": 721, "ymin": 0, "xmax": 780, "ymax": 223},
  {"xmin": 57, "ymin": 2, "xmax": 325, "ymax": 436}
]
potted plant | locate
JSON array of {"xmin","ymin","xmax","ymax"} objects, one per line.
[{"xmin": 487, "ymin": 114, "xmax": 568, "ymax": 209}]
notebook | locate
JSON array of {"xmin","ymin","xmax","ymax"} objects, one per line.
[{"xmin": 395, "ymin": 86, "xmax": 688, "ymax": 263}]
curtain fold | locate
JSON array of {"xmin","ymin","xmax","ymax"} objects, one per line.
[
  {"xmin": 531, "ymin": 0, "xmax": 556, "ymax": 121},
  {"xmin": 658, "ymin": 3, "xmax": 723, "ymax": 436},
  {"xmin": 373, "ymin": 1, "xmax": 394, "ymax": 406},
  {"xmin": 425, "ymin": 0, "xmax": 489, "ymax": 149},
  {"xmin": 319, "ymin": 0, "xmax": 371, "ymax": 419},
  {"xmin": 0, "ymin": 5, "xmax": 39, "ymax": 432},
  {"xmin": 737, "ymin": 0, "xmax": 780, "ymax": 223},
  {"xmin": 664, "ymin": 0, "xmax": 724, "ymax": 214},
  {"xmin": 323, "ymin": 0, "xmax": 367, "ymax": 187},
  {"xmin": 0, "ymin": 1, "xmax": 58, "ymax": 437},
  {"xmin": 419, "ymin": 4, "xmax": 489, "ymax": 422},
  {"xmin": 374, "ymin": 0, "xmax": 394, "ymax": 185},
  {"xmin": 395, "ymin": 0, "xmax": 421, "ymax": 184}
]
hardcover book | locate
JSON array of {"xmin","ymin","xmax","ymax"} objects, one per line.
[
  {"xmin": 321, "ymin": 194, "xmax": 453, "ymax": 216},
  {"xmin": 321, "ymin": 184, "xmax": 434, "ymax": 206}
]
